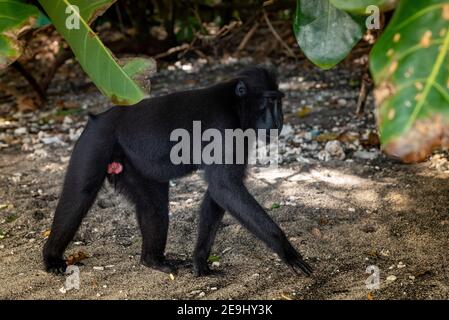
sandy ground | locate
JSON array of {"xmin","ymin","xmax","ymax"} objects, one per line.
[{"xmin": 1, "ymin": 60, "xmax": 449, "ymax": 300}]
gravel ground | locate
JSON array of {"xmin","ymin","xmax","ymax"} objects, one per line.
[{"xmin": 1, "ymin": 58, "xmax": 449, "ymax": 299}]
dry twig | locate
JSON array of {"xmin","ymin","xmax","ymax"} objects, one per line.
[{"xmin": 262, "ymin": 10, "xmax": 295, "ymax": 58}]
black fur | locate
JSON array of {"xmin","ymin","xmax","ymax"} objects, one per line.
[{"xmin": 43, "ymin": 66, "xmax": 312, "ymax": 276}]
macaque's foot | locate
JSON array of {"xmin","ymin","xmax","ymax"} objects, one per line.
[
  {"xmin": 44, "ymin": 256, "xmax": 67, "ymax": 274},
  {"xmin": 141, "ymin": 257, "xmax": 177, "ymax": 274},
  {"xmin": 282, "ymin": 246, "xmax": 313, "ymax": 276},
  {"xmin": 193, "ymin": 260, "xmax": 212, "ymax": 277}
]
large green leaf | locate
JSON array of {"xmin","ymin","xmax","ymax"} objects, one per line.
[
  {"xmin": 38, "ymin": 0, "xmax": 155, "ymax": 105},
  {"xmin": 0, "ymin": 0, "xmax": 39, "ymax": 68},
  {"xmin": 329, "ymin": 0, "xmax": 388, "ymax": 14},
  {"xmin": 370, "ymin": 0, "xmax": 449, "ymax": 163},
  {"xmin": 293, "ymin": 0, "xmax": 364, "ymax": 69}
]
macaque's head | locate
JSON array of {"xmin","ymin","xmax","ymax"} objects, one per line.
[{"xmin": 234, "ymin": 66, "xmax": 284, "ymax": 132}]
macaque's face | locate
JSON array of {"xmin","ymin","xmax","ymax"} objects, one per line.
[{"xmin": 254, "ymin": 90, "xmax": 284, "ymax": 132}]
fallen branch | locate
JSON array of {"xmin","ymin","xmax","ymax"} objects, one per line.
[
  {"xmin": 356, "ymin": 72, "xmax": 373, "ymax": 116},
  {"xmin": 154, "ymin": 43, "xmax": 191, "ymax": 59},
  {"xmin": 11, "ymin": 61, "xmax": 46, "ymax": 103},
  {"xmin": 236, "ymin": 22, "xmax": 260, "ymax": 53},
  {"xmin": 262, "ymin": 10, "xmax": 295, "ymax": 58}
]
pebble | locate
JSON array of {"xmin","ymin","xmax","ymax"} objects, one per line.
[
  {"xmin": 311, "ymin": 227, "xmax": 322, "ymax": 238},
  {"xmin": 280, "ymin": 124, "xmax": 294, "ymax": 138},
  {"xmin": 354, "ymin": 150, "xmax": 378, "ymax": 160},
  {"xmin": 317, "ymin": 150, "xmax": 331, "ymax": 161},
  {"xmin": 325, "ymin": 140, "xmax": 345, "ymax": 160},
  {"xmin": 337, "ymin": 98, "xmax": 347, "ymax": 107},
  {"xmin": 387, "ymin": 275, "xmax": 397, "ymax": 282},
  {"xmin": 41, "ymin": 136, "xmax": 64, "ymax": 145},
  {"xmin": 14, "ymin": 127, "xmax": 27, "ymax": 135},
  {"xmin": 93, "ymin": 266, "xmax": 105, "ymax": 271}
]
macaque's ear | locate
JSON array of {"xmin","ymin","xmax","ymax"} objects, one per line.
[{"xmin": 235, "ymin": 80, "xmax": 247, "ymax": 97}]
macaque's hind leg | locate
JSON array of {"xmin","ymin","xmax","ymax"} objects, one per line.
[
  {"xmin": 193, "ymin": 191, "xmax": 225, "ymax": 276},
  {"xmin": 43, "ymin": 119, "xmax": 114, "ymax": 273},
  {"xmin": 118, "ymin": 162, "xmax": 174, "ymax": 274}
]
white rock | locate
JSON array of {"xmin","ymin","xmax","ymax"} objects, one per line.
[
  {"xmin": 41, "ymin": 136, "xmax": 64, "ymax": 145},
  {"xmin": 317, "ymin": 150, "xmax": 331, "ymax": 161},
  {"xmin": 280, "ymin": 124, "xmax": 294, "ymax": 138},
  {"xmin": 69, "ymin": 127, "xmax": 83, "ymax": 141},
  {"xmin": 14, "ymin": 127, "xmax": 27, "ymax": 135},
  {"xmin": 387, "ymin": 275, "xmax": 397, "ymax": 282},
  {"xmin": 354, "ymin": 150, "xmax": 378, "ymax": 160},
  {"xmin": 325, "ymin": 141, "xmax": 345, "ymax": 160},
  {"xmin": 337, "ymin": 98, "xmax": 347, "ymax": 107}
]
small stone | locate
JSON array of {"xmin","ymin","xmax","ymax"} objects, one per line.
[
  {"xmin": 14, "ymin": 127, "xmax": 27, "ymax": 135},
  {"xmin": 211, "ymin": 261, "xmax": 220, "ymax": 268},
  {"xmin": 397, "ymin": 262, "xmax": 406, "ymax": 269},
  {"xmin": 190, "ymin": 290, "xmax": 201, "ymax": 296},
  {"xmin": 280, "ymin": 124, "xmax": 294, "ymax": 138},
  {"xmin": 317, "ymin": 150, "xmax": 331, "ymax": 161},
  {"xmin": 93, "ymin": 266, "xmax": 104, "ymax": 271},
  {"xmin": 354, "ymin": 151, "xmax": 378, "ymax": 160},
  {"xmin": 387, "ymin": 275, "xmax": 397, "ymax": 282},
  {"xmin": 198, "ymin": 291, "xmax": 206, "ymax": 298},
  {"xmin": 408, "ymin": 275, "xmax": 415, "ymax": 280},
  {"xmin": 311, "ymin": 227, "xmax": 322, "ymax": 238},
  {"xmin": 325, "ymin": 141, "xmax": 345, "ymax": 160},
  {"xmin": 41, "ymin": 136, "xmax": 64, "ymax": 145},
  {"xmin": 337, "ymin": 98, "xmax": 347, "ymax": 107},
  {"xmin": 361, "ymin": 224, "xmax": 376, "ymax": 233}
]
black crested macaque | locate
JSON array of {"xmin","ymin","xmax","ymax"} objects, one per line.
[{"xmin": 43, "ymin": 66, "xmax": 313, "ymax": 277}]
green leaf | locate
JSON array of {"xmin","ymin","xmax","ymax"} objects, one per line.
[
  {"xmin": 293, "ymin": 0, "xmax": 364, "ymax": 69},
  {"xmin": 0, "ymin": 0, "xmax": 39, "ymax": 68},
  {"xmin": 207, "ymin": 254, "xmax": 220, "ymax": 263},
  {"xmin": 38, "ymin": 0, "xmax": 156, "ymax": 105},
  {"xmin": 271, "ymin": 202, "xmax": 281, "ymax": 210},
  {"xmin": 329, "ymin": 0, "xmax": 387, "ymax": 14},
  {"xmin": 370, "ymin": 0, "xmax": 449, "ymax": 163},
  {"xmin": 5, "ymin": 213, "xmax": 18, "ymax": 223}
]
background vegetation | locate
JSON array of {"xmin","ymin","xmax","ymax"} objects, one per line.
[{"xmin": 1, "ymin": 0, "xmax": 448, "ymax": 162}]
